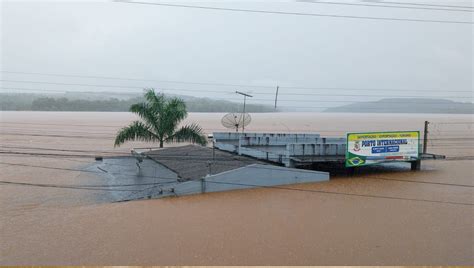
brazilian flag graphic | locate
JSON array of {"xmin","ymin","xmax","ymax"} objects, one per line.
[{"xmin": 346, "ymin": 152, "xmax": 366, "ymax": 167}]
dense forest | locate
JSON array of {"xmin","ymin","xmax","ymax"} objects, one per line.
[{"xmin": 0, "ymin": 93, "xmax": 276, "ymax": 113}]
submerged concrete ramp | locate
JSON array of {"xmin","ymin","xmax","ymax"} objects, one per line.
[{"xmin": 158, "ymin": 164, "xmax": 329, "ymax": 198}]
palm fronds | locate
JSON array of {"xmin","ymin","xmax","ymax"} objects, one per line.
[
  {"xmin": 161, "ymin": 97, "xmax": 188, "ymax": 137},
  {"xmin": 114, "ymin": 89, "xmax": 207, "ymax": 148},
  {"xmin": 114, "ymin": 121, "xmax": 158, "ymax": 147},
  {"xmin": 129, "ymin": 102, "xmax": 158, "ymax": 130},
  {"xmin": 166, "ymin": 123, "xmax": 208, "ymax": 146}
]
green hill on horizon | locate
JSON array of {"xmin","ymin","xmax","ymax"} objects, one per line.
[
  {"xmin": 0, "ymin": 92, "xmax": 276, "ymax": 113},
  {"xmin": 324, "ymin": 98, "xmax": 473, "ymax": 114}
]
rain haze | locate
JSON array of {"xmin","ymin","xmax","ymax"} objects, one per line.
[
  {"xmin": 1, "ymin": 0, "xmax": 473, "ymax": 110},
  {"xmin": 1, "ymin": 1, "xmax": 474, "ymax": 266}
]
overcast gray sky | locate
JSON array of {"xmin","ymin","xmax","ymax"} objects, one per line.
[{"xmin": 1, "ymin": 0, "xmax": 472, "ymax": 109}]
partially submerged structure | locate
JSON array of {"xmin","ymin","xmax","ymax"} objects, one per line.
[
  {"xmin": 124, "ymin": 131, "xmax": 429, "ymax": 200},
  {"xmin": 213, "ymin": 132, "xmax": 347, "ymax": 168},
  {"xmin": 137, "ymin": 145, "xmax": 330, "ymax": 199}
]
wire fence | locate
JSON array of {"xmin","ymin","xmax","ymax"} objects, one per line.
[{"xmin": 427, "ymin": 121, "xmax": 474, "ymax": 152}]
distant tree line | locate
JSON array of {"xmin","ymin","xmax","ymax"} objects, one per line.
[
  {"xmin": 30, "ymin": 97, "xmax": 138, "ymax": 111},
  {"xmin": 0, "ymin": 94, "xmax": 275, "ymax": 113}
]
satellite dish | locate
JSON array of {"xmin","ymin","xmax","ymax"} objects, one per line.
[{"xmin": 221, "ymin": 113, "xmax": 251, "ymax": 132}]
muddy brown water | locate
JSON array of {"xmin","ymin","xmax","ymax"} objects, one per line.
[{"xmin": 0, "ymin": 112, "xmax": 473, "ymax": 265}]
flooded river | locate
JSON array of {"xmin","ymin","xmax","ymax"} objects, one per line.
[{"xmin": 1, "ymin": 112, "xmax": 473, "ymax": 265}]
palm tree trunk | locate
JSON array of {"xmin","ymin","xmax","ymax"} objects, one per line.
[{"xmin": 159, "ymin": 140, "xmax": 164, "ymax": 148}]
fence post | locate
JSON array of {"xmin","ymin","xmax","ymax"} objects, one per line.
[{"xmin": 423, "ymin": 121, "xmax": 429, "ymax": 154}]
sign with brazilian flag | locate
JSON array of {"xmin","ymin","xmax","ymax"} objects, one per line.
[{"xmin": 346, "ymin": 131, "xmax": 420, "ymax": 167}]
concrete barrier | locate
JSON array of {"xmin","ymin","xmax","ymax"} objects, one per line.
[{"xmin": 215, "ymin": 132, "xmax": 321, "ymax": 146}]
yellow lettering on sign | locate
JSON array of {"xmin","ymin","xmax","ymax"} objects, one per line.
[{"xmin": 348, "ymin": 131, "xmax": 419, "ymax": 141}]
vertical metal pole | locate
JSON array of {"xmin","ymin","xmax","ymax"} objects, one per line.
[
  {"xmin": 235, "ymin": 91, "xmax": 252, "ymax": 133},
  {"xmin": 201, "ymin": 178, "xmax": 206, "ymax": 194},
  {"xmin": 274, "ymin": 85, "xmax": 279, "ymax": 109},
  {"xmin": 242, "ymin": 95, "xmax": 246, "ymax": 133},
  {"xmin": 423, "ymin": 120, "xmax": 429, "ymax": 154},
  {"xmin": 206, "ymin": 160, "xmax": 212, "ymax": 177},
  {"xmin": 212, "ymin": 140, "xmax": 215, "ymax": 161}
]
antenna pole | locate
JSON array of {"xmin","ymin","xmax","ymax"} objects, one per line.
[
  {"xmin": 235, "ymin": 91, "xmax": 253, "ymax": 133},
  {"xmin": 274, "ymin": 85, "xmax": 279, "ymax": 109}
]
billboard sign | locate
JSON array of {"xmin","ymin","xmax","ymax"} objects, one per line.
[{"xmin": 346, "ymin": 131, "xmax": 420, "ymax": 167}]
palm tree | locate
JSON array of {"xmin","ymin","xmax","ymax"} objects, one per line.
[{"xmin": 114, "ymin": 89, "xmax": 207, "ymax": 148}]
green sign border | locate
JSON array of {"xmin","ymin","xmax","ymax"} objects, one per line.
[{"xmin": 345, "ymin": 130, "xmax": 421, "ymax": 168}]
